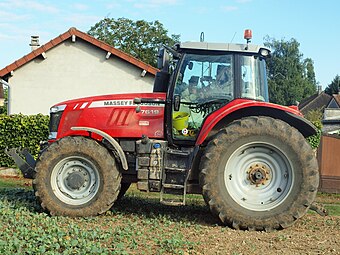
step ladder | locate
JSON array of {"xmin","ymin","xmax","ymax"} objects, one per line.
[{"xmin": 160, "ymin": 148, "xmax": 193, "ymax": 206}]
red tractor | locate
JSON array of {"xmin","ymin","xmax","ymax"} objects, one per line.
[{"xmin": 10, "ymin": 31, "xmax": 319, "ymax": 231}]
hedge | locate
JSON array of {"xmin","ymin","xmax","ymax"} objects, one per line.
[
  {"xmin": 306, "ymin": 120, "xmax": 322, "ymax": 149},
  {"xmin": 0, "ymin": 114, "xmax": 49, "ymax": 167}
]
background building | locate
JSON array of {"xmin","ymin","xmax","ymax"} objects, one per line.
[{"xmin": 0, "ymin": 28, "xmax": 158, "ymax": 115}]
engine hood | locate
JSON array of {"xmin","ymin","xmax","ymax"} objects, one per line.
[
  {"xmin": 51, "ymin": 92, "xmax": 166, "ymax": 140},
  {"xmin": 53, "ymin": 92, "xmax": 166, "ymax": 109}
]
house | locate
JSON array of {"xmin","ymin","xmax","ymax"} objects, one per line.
[
  {"xmin": 298, "ymin": 90, "xmax": 332, "ymax": 116},
  {"xmin": 323, "ymin": 93, "xmax": 340, "ymax": 134},
  {"xmin": 0, "ymin": 27, "xmax": 158, "ymax": 115},
  {"xmin": 298, "ymin": 88, "xmax": 340, "ymax": 134}
]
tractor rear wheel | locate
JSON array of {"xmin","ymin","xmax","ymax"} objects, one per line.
[
  {"xmin": 199, "ymin": 116, "xmax": 319, "ymax": 231},
  {"xmin": 33, "ymin": 136, "xmax": 121, "ymax": 217}
]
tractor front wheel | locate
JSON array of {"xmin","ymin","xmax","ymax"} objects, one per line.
[
  {"xmin": 33, "ymin": 136, "xmax": 121, "ymax": 217},
  {"xmin": 199, "ymin": 116, "xmax": 319, "ymax": 231}
]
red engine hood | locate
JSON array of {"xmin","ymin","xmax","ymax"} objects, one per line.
[{"xmin": 54, "ymin": 92, "xmax": 166, "ymax": 140}]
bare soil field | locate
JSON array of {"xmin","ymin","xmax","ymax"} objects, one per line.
[{"xmin": 0, "ymin": 176, "xmax": 339, "ymax": 254}]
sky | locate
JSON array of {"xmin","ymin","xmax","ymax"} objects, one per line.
[{"xmin": 0, "ymin": 0, "xmax": 339, "ymax": 88}]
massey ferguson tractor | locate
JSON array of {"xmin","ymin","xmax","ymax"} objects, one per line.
[{"xmin": 9, "ymin": 30, "xmax": 319, "ymax": 231}]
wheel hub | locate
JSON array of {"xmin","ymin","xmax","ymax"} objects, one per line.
[
  {"xmin": 66, "ymin": 170, "xmax": 86, "ymax": 190},
  {"xmin": 247, "ymin": 163, "xmax": 271, "ymax": 186}
]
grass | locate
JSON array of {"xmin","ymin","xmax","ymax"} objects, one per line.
[
  {"xmin": 0, "ymin": 177, "xmax": 339, "ymax": 254},
  {"xmin": 0, "ymin": 177, "xmax": 31, "ymax": 189}
]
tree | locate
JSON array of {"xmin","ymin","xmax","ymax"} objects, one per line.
[
  {"xmin": 264, "ymin": 37, "xmax": 317, "ymax": 105},
  {"xmin": 325, "ymin": 75, "xmax": 340, "ymax": 95},
  {"xmin": 88, "ymin": 18, "xmax": 180, "ymax": 67}
]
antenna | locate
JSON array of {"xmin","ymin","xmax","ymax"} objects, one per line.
[
  {"xmin": 230, "ymin": 32, "xmax": 237, "ymax": 43},
  {"xmin": 200, "ymin": 32, "xmax": 204, "ymax": 42}
]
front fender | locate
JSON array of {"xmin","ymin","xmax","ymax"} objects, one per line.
[
  {"xmin": 196, "ymin": 99, "xmax": 317, "ymax": 145},
  {"xmin": 71, "ymin": 126, "xmax": 128, "ymax": 170}
]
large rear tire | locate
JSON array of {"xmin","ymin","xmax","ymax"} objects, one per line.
[
  {"xmin": 33, "ymin": 136, "xmax": 121, "ymax": 217},
  {"xmin": 199, "ymin": 116, "xmax": 319, "ymax": 231}
]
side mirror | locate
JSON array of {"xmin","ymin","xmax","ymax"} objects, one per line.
[
  {"xmin": 188, "ymin": 61, "xmax": 193, "ymax": 70},
  {"xmin": 153, "ymin": 71, "xmax": 170, "ymax": 93},
  {"xmin": 157, "ymin": 48, "xmax": 169, "ymax": 71},
  {"xmin": 174, "ymin": 95, "xmax": 181, "ymax": 111}
]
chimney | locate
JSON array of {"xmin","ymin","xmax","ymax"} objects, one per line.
[
  {"xmin": 30, "ymin": 35, "xmax": 40, "ymax": 51},
  {"xmin": 317, "ymin": 85, "xmax": 322, "ymax": 94}
]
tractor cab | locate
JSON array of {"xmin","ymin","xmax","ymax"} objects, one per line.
[{"xmin": 154, "ymin": 31, "xmax": 271, "ymax": 142}]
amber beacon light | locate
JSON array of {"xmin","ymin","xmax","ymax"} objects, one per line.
[{"xmin": 244, "ymin": 29, "xmax": 252, "ymax": 42}]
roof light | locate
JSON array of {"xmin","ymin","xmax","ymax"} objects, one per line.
[
  {"xmin": 244, "ymin": 29, "xmax": 252, "ymax": 40},
  {"xmin": 244, "ymin": 29, "xmax": 252, "ymax": 50}
]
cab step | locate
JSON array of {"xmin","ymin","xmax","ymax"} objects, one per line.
[
  {"xmin": 160, "ymin": 200, "xmax": 185, "ymax": 206},
  {"xmin": 160, "ymin": 147, "xmax": 195, "ymax": 206}
]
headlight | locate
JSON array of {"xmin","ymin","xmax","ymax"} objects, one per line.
[{"xmin": 50, "ymin": 104, "xmax": 66, "ymax": 113}]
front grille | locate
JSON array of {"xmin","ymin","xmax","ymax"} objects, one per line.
[{"xmin": 49, "ymin": 111, "xmax": 63, "ymax": 133}]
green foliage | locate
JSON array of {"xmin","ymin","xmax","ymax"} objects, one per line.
[
  {"xmin": 305, "ymin": 108, "xmax": 323, "ymax": 125},
  {"xmin": 0, "ymin": 114, "xmax": 49, "ymax": 167},
  {"xmin": 264, "ymin": 37, "xmax": 317, "ymax": 106},
  {"xmin": 307, "ymin": 129, "xmax": 322, "ymax": 149},
  {"xmin": 88, "ymin": 17, "xmax": 180, "ymax": 67},
  {"xmin": 0, "ymin": 183, "xmax": 339, "ymax": 254},
  {"xmin": 305, "ymin": 109, "xmax": 323, "ymax": 149},
  {"xmin": 0, "ymin": 186, "xmax": 201, "ymax": 254},
  {"xmin": 325, "ymin": 75, "xmax": 340, "ymax": 95}
]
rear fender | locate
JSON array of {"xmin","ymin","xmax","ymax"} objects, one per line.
[
  {"xmin": 71, "ymin": 127, "xmax": 128, "ymax": 170},
  {"xmin": 196, "ymin": 101, "xmax": 317, "ymax": 145}
]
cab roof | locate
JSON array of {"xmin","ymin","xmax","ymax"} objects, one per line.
[{"xmin": 177, "ymin": 42, "xmax": 270, "ymax": 54}]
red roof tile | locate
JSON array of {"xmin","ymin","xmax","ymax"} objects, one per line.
[{"xmin": 0, "ymin": 27, "xmax": 158, "ymax": 77}]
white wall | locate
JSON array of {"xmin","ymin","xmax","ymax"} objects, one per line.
[{"xmin": 8, "ymin": 39, "xmax": 154, "ymax": 115}]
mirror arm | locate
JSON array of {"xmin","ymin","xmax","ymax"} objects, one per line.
[{"xmin": 173, "ymin": 95, "xmax": 181, "ymax": 111}]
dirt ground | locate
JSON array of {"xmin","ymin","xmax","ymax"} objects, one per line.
[
  {"xmin": 0, "ymin": 175, "xmax": 339, "ymax": 254},
  {"xmin": 193, "ymin": 214, "xmax": 339, "ymax": 254}
]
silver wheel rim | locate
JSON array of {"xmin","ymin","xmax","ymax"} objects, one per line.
[
  {"xmin": 224, "ymin": 142, "xmax": 294, "ymax": 211},
  {"xmin": 51, "ymin": 156, "xmax": 100, "ymax": 205}
]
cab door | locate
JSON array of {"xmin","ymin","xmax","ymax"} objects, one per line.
[{"xmin": 171, "ymin": 53, "xmax": 234, "ymax": 142}]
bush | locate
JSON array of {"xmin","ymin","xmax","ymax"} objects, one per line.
[
  {"xmin": 0, "ymin": 114, "xmax": 49, "ymax": 167},
  {"xmin": 306, "ymin": 119, "xmax": 322, "ymax": 149},
  {"xmin": 304, "ymin": 109, "xmax": 323, "ymax": 149}
]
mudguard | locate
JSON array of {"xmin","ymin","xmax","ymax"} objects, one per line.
[{"xmin": 196, "ymin": 99, "xmax": 317, "ymax": 145}]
